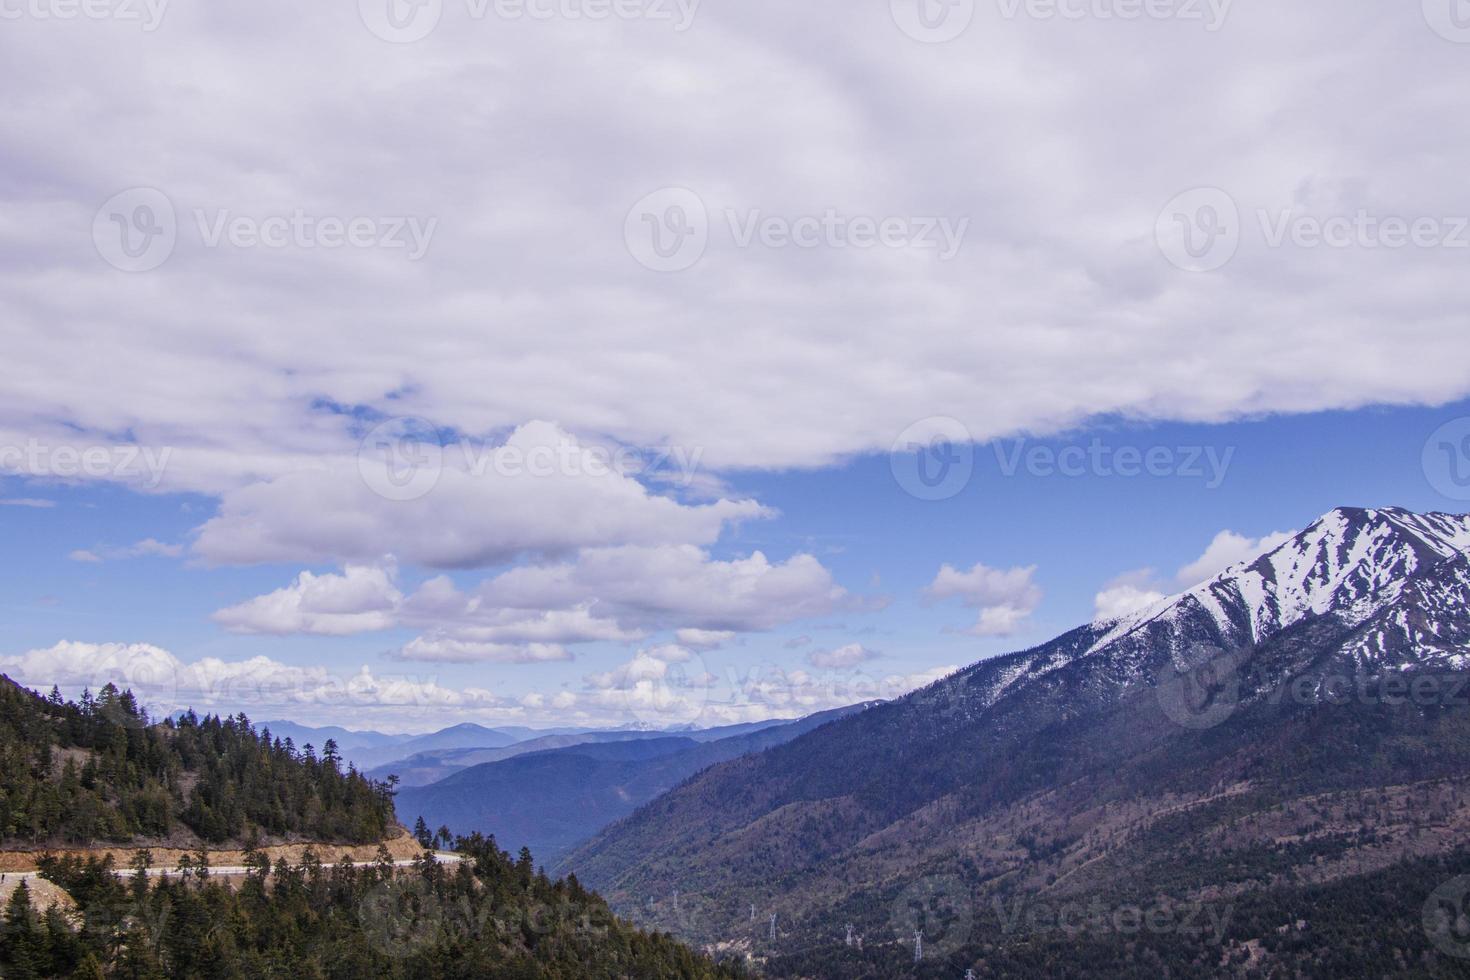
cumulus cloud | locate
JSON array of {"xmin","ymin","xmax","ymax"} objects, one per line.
[
  {"xmin": 806, "ymin": 643, "xmax": 878, "ymax": 669},
  {"xmin": 581, "ymin": 645, "xmax": 954, "ymax": 727},
  {"xmin": 395, "ymin": 634, "xmax": 572, "ymax": 664},
  {"xmin": 0, "ymin": 639, "xmax": 956, "ymax": 730},
  {"xmin": 0, "ymin": 4, "xmax": 1466, "ymax": 516},
  {"xmin": 675, "ymin": 628, "xmax": 736, "ymax": 650},
  {"xmin": 476, "ymin": 545, "xmax": 848, "ymax": 632},
  {"xmin": 1176, "ymin": 530, "xmax": 1294, "ymax": 586},
  {"xmin": 212, "ymin": 564, "xmax": 403, "ymax": 636},
  {"xmin": 0, "ymin": 640, "xmax": 505, "ymax": 722},
  {"xmin": 1092, "ymin": 569, "xmax": 1168, "ymax": 622},
  {"xmin": 212, "ymin": 564, "xmax": 648, "ymax": 650},
  {"xmin": 193, "ymin": 422, "xmax": 768, "ymax": 569},
  {"xmin": 924, "ymin": 562, "xmax": 1042, "ymax": 637},
  {"xmin": 212, "ymin": 544, "xmax": 844, "ymax": 660}
]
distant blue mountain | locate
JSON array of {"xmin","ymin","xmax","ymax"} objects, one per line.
[{"xmin": 394, "ymin": 702, "xmax": 880, "ymax": 867}]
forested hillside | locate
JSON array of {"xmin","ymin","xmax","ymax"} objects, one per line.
[
  {"xmin": 0, "ymin": 675, "xmax": 393, "ymax": 846},
  {"xmin": 0, "ymin": 833, "xmax": 744, "ymax": 979},
  {"xmin": 0, "ymin": 678, "xmax": 741, "ymax": 979}
]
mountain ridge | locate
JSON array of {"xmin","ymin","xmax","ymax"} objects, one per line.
[{"xmin": 564, "ymin": 506, "xmax": 1470, "ymax": 976}]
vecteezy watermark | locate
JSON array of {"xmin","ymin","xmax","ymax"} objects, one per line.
[
  {"xmin": 194, "ymin": 209, "xmax": 437, "ymax": 260},
  {"xmin": 624, "ymin": 188, "xmax": 709, "ymax": 273},
  {"xmin": 890, "ymin": 0, "xmax": 1230, "ymax": 43},
  {"xmin": 1155, "ymin": 644, "xmax": 1244, "ymax": 730},
  {"xmin": 1155, "ymin": 187, "xmax": 1240, "ymax": 273},
  {"xmin": 357, "ymin": 417, "xmax": 445, "ymax": 503},
  {"xmin": 93, "ymin": 187, "xmax": 177, "ymax": 273},
  {"xmin": 890, "ymin": 0, "xmax": 976, "ymax": 43},
  {"xmin": 1159, "ymin": 661, "xmax": 1470, "ymax": 731},
  {"xmin": 992, "ymin": 896, "xmax": 1234, "ymax": 944},
  {"xmin": 356, "ymin": 417, "xmax": 707, "ymax": 502},
  {"xmin": 0, "ymin": 439, "xmax": 173, "ymax": 489},
  {"xmin": 995, "ymin": 0, "xmax": 1232, "ymax": 30},
  {"xmin": 1422, "ymin": 0, "xmax": 1470, "ymax": 44},
  {"xmin": 0, "ymin": 0, "xmax": 168, "ymax": 30},
  {"xmin": 92, "ymin": 187, "xmax": 437, "ymax": 271},
  {"xmin": 1158, "ymin": 186, "xmax": 1470, "ymax": 273},
  {"xmin": 890, "ymin": 417, "xmax": 976, "ymax": 502},
  {"xmin": 889, "ymin": 875, "xmax": 974, "ymax": 958},
  {"xmin": 358, "ymin": 0, "xmax": 699, "ymax": 43},
  {"xmin": 624, "ymin": 187, "xmax": 970, "ymax": 272},
  {"xmin": 1424, "ymin": 418, "xmax": 1470, "ymax": 502},
  {"xmin": 1424, "ymin": 876, "xmax": 1470, "ymax": 958},
  {"xmin": 994, "ymin": 438, "xmax": 1234, "ymax": 489},
  {"xmin": 889, "ymin": 418, "xmax": 1236, "ymax": 502}
]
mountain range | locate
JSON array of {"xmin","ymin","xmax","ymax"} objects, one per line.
[
  {"xmin": 563, "ymin": 507, "xmax": 1470, "ymax": 976},
  {"xmin": 394, "ymin": 703, "xmax": 877, "ymax": 865}
]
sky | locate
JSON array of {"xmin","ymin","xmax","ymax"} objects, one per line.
[{"xmin": 1, "ymin": 0, "xmax": 1469, "ymax": 732}]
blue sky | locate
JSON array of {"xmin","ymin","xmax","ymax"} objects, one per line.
[
  {"xmin": 3, "ymin": 398, "xmax": 1467, "ymax": 733},
  {"xmin": 4, "ymin": 0, "xmax": 1470, "ymax": 731}
]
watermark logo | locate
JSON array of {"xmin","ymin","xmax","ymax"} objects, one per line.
[
  {"xmin": 602, "ymin": 649, "xmax": 713, "ymax": 728},
  {"xmin": 993, "ymin": 896, "xmax": 1233, "ymax": 944},
  {"xmin": 92, "ymin": 190, "xmax": 437, "ymax": 270},
  {"xmin": 626, "ymin": 187, "xmax": 709, "ymax": 272},
  {"xmin": 891, "ymin": 417, "xmax": 975, "ymax": 501},
  {"xmin": 88, "ymin": 656, "xmax": 179, "ymax": 729},
  {"xmin": 889, "ymin": 875, "xmax": 973, "ymax": 958},
  {"xmin": 891, "ymin": 0, "xmax": 975, "ymax": 43},
  {"xmin": 994, "ymin": 438, "xmax": 1234, "ymax": 489},
  {"xmin": 1156, "ymin": 643, "xmax": 1242, "ymax": 730},
  {"xmin": 93, "ymin": 187, "xmax": 176, "ymax": 273},
  {"xmin": 1156, "ymin": 187, "xmax": 1239, "ymax": 273},
  {"xmin": 0, "ymin": 0, "xmax": 169, "ymax": 30},
  {"xmin": 1424, "ymin": 876, "xmax": 1470, "ymax": 958},
  {"xmin": 359, "ymin": 0, "xmax": 443, "ymax": 43},
  {"xmin": 357, "ymin": 417, "xmax": 445, "ymax": 502},
  {"xmin": 1159, "ymin": 186, "xmax": 1470, "ymax": 272},
  {"xmin": 361, "ymin": 0, "xmax": 699, "ymax": 43},
  {"xmin": 0, "ymin": 439, "xmax": 173, "ymax": 489},
  {"xmin": 625, "ymin": 188, "xmax": 970, "ymax": 271},
  {"xmin": 1423, "ymin": 0, "xmax": 1470, "ymax": 43},
  {"xmin": 1423, "ymin": 418, "xmax": 1470, "ymax": 502},
  {"xmin": 995, "ymin": 0, "xmax": 1232, "ymax": 30},
  {"xmin": 194, "ymin": 209, "xmax": 437, "ymax": 259}
]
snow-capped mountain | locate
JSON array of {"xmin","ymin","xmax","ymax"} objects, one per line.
[
  {"xmin": 1095, "ymin": 506, "xmax": 1470, "ymax": 656},
  {"xmin": 934, "ymin": 507, "xmax": 1470, "ymax": 722},
  {"xmin": 568, "ymin": 507, "xmax": 1470, "ymax": 956}
]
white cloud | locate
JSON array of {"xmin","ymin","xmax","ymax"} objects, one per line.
[
  {"xmin": 1093, "ymin": 569, "xmax": 1168, "ymax": 622},
  {"xmin": 211, "ymin": 545, "xmax": 838, "ymax": 658},
  {"xmin": 192, "ymin": 422, "xmax": 768, "ymax": 570},
  {"xmin": 0, "ymin": 640, "xmax": 505, "ymax": 723},
  {"xmin": 395, "ymin": 634, "xmax": 572, "ymax": 664},
  {"xmin": 212, "ymin": 564, "xmax": 403, "ymax": 636},
  {"xmin": 0, "ymin": 5, "xmax": 1466, "ymax": 518},
  {"xmin": 806, "ymin": 643, "xmax": 878, "ymax": 669},
  {"xmin": 581, "ymin": 645, "xmax": 955, "ymax": 727},
  {"xmin": 675, "ymin": 628, "xmax": 736, "ymax": 650},
  {"xmin": 68, "ymin": 539, "xmax": 184, "ymax": 563},
  {"xmin": 1177, "ymin": 530, "xmax": 1294, "ymax": 586},
  {"xmin": 0, "ymin": 498, "xmax": 54, "ymax": 508},
  {"xmin": 0, "ymin": 639, "xmax": 956, "ymax": 731},
  {"xmin": 476, "ymin": 545, "xmax": 848, "ymax": 632},
  {"xmin": 924, "ymin": 562, "xmax": 1042, "ymax": 637}
]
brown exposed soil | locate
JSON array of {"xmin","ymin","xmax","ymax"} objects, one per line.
[{"xmin": 0, "ymin": 825, "xmax": 421, "ymax": 874}]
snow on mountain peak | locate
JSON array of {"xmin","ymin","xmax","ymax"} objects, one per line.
[{"xmin": 1089, "ymin": 507, "xmax": 1470, "ymax": 656}]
